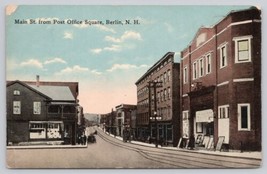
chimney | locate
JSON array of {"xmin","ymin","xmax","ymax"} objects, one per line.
[{"xmin": 36, "ymin": 75, "xmax": 40, "ymax": 87}]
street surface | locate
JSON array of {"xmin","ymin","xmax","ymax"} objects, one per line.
[{"xmin": 6, "ymin": 127, "xmax": 261, "ymax": 168}]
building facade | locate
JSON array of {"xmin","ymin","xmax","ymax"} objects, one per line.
[
  {"xmin": 115, "ymin": 104, "xmax": 137, "ymax": 139},
  {"xmin": 135, "ymin": 52, "xmax": 180, "ymax": 146},
  {"xmin": 180, "ymin": 7, "xmax": 261, "ymax": 151},
  {"xmin": 7, "ymin": 78, "xmax": 81, "ymax": 145}
]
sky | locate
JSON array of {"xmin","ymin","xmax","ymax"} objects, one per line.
[{"xmin": 6, "ymin": 5, "xmax": 251, "ymax": 114}]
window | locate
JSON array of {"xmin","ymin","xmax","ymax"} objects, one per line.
[
  {"xmin": 182, "ymin": 110, "xmax": 189, "ymax": 120},
  {"xmin": 164, "ymin": 72, "xmax": 167, "ymax": 83},
  {"xmin": 218, "ymin": 105, "xmax": 229, "ymax": 119},
  {"xmin": 164, "ymin": 89, "xmax": 167, "ymax": 101},
  {"xmin": 220, "ymin": 44, "xmax": 227, "ymax": 68},
  {"xmin": 193, "ymin": 61, "xmax": 198, "ymax": 79},
  {"xmin": 168, "ymin": 87, "xmax": 171, "ymax": 99},
  {"xmin": 196, "ymin": 123, "xmax": 203, "ymax": 133},
  {"xmin": 183, "ymin": 66, "xmax": 188, "ymax": 84},
  {"xmin": 48, "ymin": 105, "xmax": 61, "ymax": 113},
  {"xmin": 238, "ymin": 103, "xmax": 251, "ymax": 131},
  {"xmin": 13, "ymin": 90, "xmax": 20, "ymax": 95},
  {"xmin": 233, "ymin": 36, "xmax": 252, "ymax": 63},
  {"xmin": 199, "ymin": 58, "xmax": 204, "ymax": 77},
  {"xmin": 33, "ymin": 102, "xmax": 41, "ymax": 114},
  {"xmin": 206, "ymin": 54, "xmax": 211, "ymax": 74},
  {"xmin": 167, "ymin": 70, "xmax": 171, "ymax": 81},
  {"xmin": 13, "ymin": 101, "xmax": 21, "ymax": 114}
]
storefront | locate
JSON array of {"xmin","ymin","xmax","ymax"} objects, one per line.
[{"xmin": 29, "ymin": 121, "xmax": 64, "ymax": 140}]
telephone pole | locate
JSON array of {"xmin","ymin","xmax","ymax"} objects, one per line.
[{"xmin": 148, "ymin": 81, "xmax": 163, "ymax": 148}]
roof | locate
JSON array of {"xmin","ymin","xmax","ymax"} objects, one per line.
[
  {"xmin": 135, "ymin": 52, "xmax": 175, "ymax": 85},
  {"xmin": 7, "ymin": 80, "xmax": 51, "ymax": 100},
  {"xmin": 29, "ymin": 85, "xmax": 75, "ymax": 101}
]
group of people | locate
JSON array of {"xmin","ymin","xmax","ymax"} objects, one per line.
[{"xmin": 77, "ymin": 130, "xmax": 97, "ymax": 145}]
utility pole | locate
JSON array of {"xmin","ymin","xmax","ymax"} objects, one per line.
[{"xmin": 148, "ymin": 81, "xmax": 163, "ymax": 148}]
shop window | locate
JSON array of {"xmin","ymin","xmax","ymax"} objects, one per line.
[
  {"xmin": 238, "ymin": 103, "xmax": 251, "ymax": 131},
  {"xmin": 47, "ymin": 123, "xmax": 62, "ymax": 139},
  {"xmin": 13, "ymin": 101, "xmax": 21, "ymax": 115},
  {"xmin": 166, "ymin": 125, "xmax": 173, "ymax": 141},
  {"xmin": 29, "ymin": 122, "xmax": 46, "ymax": 139},
  {"xmin": 33, "ymin": 101, "xmax": 41, "ymax": 115},
  {"xmin": 219, "ymin": 44, "xmax": 227, "ymax": 68},
  {"xmin": 233, "ymin": 36, "xmax": 252, "ymax": 63},
  {"xmin": 218, "ymin": 105, "xmax": 229, "ymax": 119},
  {"xmin": 196, "ymin": 122, "xmax": 203, "ymax": 133}
]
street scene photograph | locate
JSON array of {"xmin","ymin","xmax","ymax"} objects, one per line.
[{"xmin": 5, "ymin": 5, "xmax": 262, "ymax": 169}]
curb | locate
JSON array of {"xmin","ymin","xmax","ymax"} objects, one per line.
[{"xmin": 7, "ymin": 144, "xmax": 88, "ymax": 149}]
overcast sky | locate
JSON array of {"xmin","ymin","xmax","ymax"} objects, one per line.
[{"xmin": 6, "ymin": 5, "xmax": 250, "ymax": 114}]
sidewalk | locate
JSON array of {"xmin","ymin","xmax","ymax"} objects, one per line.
[{"xmin": 101, "ymin": 129, "xmax": 262, "ymax": 160}]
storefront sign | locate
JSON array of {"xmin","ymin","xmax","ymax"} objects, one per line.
[{"xmin": 196, "ymin": 109, "xmax": 214, "ymax": 123}]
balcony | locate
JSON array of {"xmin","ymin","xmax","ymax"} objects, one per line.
[{"xmin": 47, "ymin": 104, "xmax": 77, "ymax": 120}]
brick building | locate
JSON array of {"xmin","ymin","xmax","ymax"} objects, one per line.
[
  {"xmin": 6, "ymin": 77, "xmax": 82, "ymax": 145},
  {"xmin": 180, "ymin": 7, "xmax": 261, "ymax": 151},
  {"xmin": 135, "ymin": 52, "xmax": 180, "ymax": 146}
]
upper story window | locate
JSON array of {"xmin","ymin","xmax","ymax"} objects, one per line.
[
  {"xmin": 199, "ymin": 58, "xmax": 204, "ymax": 77},
  {"xmin": 193, "ymin": 61, "xmax": 198, "ymax": 80},
  {"xmin": 13, "ymin": 90, "xmax": 20, "ymax": 96},
  {"xmin": 164, "ymin": 72, "xmax": 167, "ymax": 83},
  {"xmin": 13, "ymin": 101, "xmax": 21, "ymax": 115},
  {"xmin": 233, "ymin": 35, "xmax": 253, "ymax": 63},
  {"xmin": 48, "ymin": 105, "xmax": 61, "ymax": 114},
  {"xmin": 183, "ymin": 66, "xmax": 188, "ymax": 84},
  {"xmin": 167, "ymin": 70, "xmax": 171, "ymax": 81},
  {"xmin": 164, "ymin": 89, "xmax": 167, "ymax": 101},
  {"xmin": 218, "ymin": 105, "xmax": 229, "ymax": 119},
  {"xmin": 168, "ymin": 87, "xmax": 171, "ymax": 99},
  {"xmin": 206, "ymin": 54, "xmax": 212, "ymax": 74},
  {"xmin": 219, "ymin": 43, "xmax": 228, "ymax": 69},
  {"xmin": 33, "ymin": 102, "xmax": 41, "ymax": 115}
]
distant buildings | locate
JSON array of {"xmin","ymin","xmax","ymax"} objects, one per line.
[
  {"xmin": 180, "ymin": 7, "xmax": 261, "ymax": 151},
  {"xmin": 135, "ymin": 52, "xmax": 180, "ymax": 146},
  {"xmin": 100, "ymin": 104, "xmax": 137, "ymax": 139},
  {"xmin": 6, "ymin": 76, "xmax": 84, "ymax": 145},
  {"xmin": 115, "ymin": 104, "xmax": 137, "ymax": 138}
]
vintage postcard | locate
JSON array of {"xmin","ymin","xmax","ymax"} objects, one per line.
[{"xmin": 6, "ymin": 5, "xmax": 262, "ymax": 168}]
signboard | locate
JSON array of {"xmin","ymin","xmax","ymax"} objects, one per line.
[
  {"xmin": 215, "ymin": 136, "xmax": 225, "ymax": 151},
  {"xmin": 196, "ymin": 109, "xmax": 214, "ymax": 123}
]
